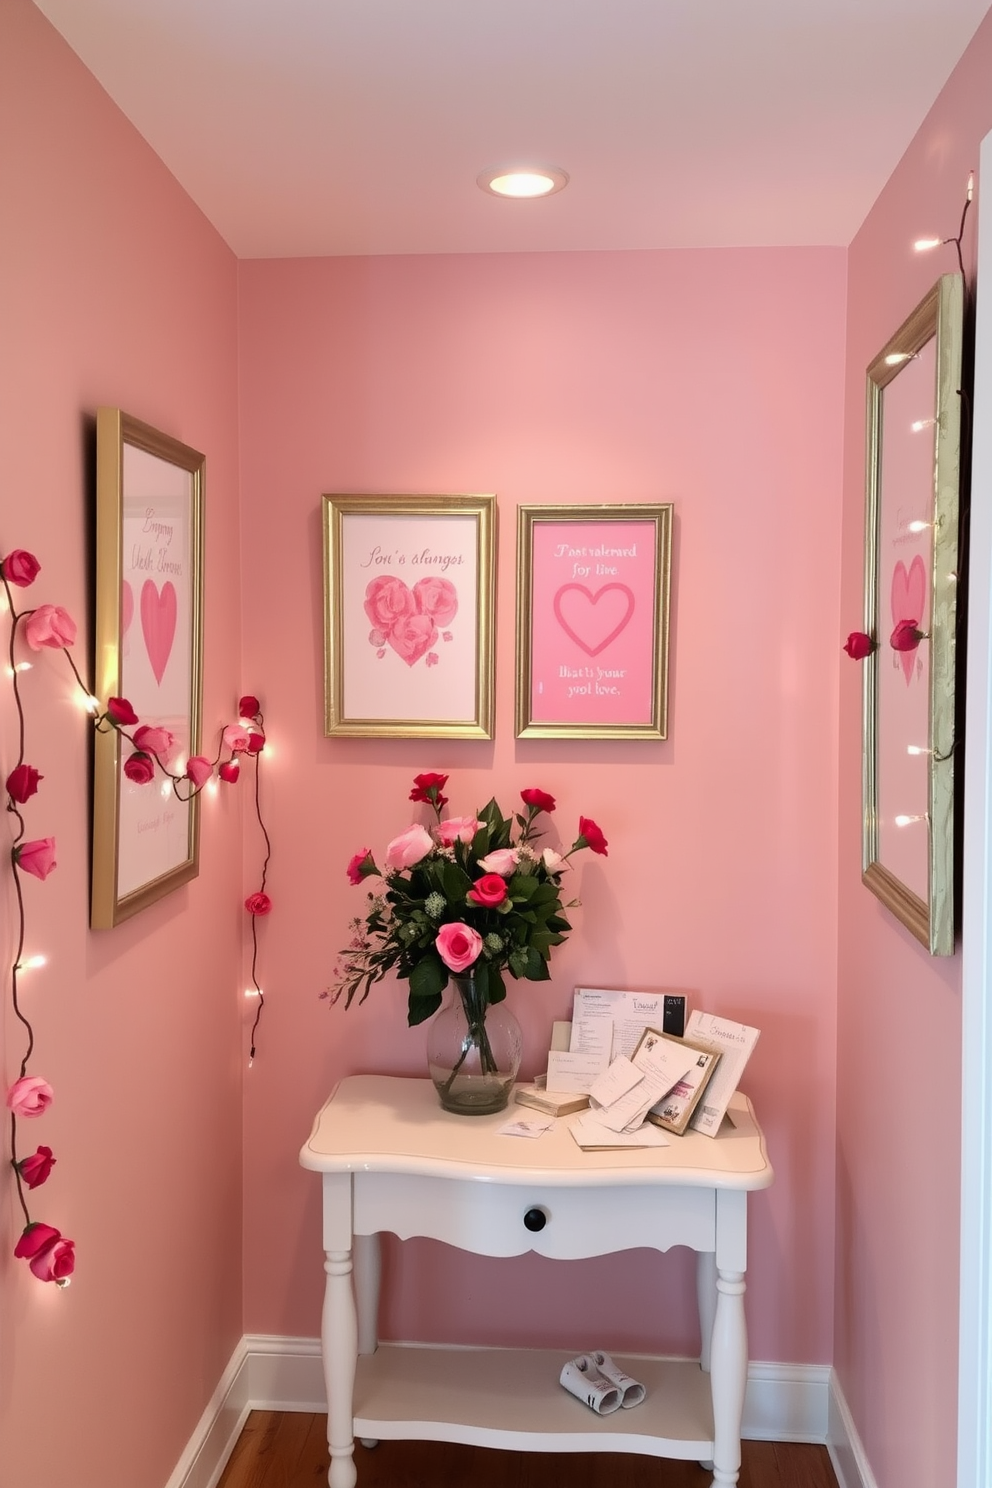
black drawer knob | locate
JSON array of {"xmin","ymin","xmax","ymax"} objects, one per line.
[{"xmin": 523, "ymin": 1207, "xmax": 548, "ymax": 1232}]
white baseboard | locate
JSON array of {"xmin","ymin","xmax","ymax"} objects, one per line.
[
  {"xmin": 827, "ymin": 1371, "xmax": 879, "ymax": 1488},
  {"xmin": 165, "ymin": 1334, "xmax": 837, "ymax": 1488}
]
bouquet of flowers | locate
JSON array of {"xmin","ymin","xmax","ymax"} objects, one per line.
[{"xmin": 328, "ymin": 772, "xmax": 608, "ymax": 1027}]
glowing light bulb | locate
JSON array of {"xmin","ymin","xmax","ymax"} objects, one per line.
[
  {"xmin": 911, "ymin": 418, "xmax": 936, "ymax": 433},
  {"xmin": 895, "ymin": 813, "xmax": 927, "ymax": 827},
  {"xmin": 244, "ymin": 987, "xmax": 260, "ymax": 998},
  {"xmin": 22, "ymin": 954, "xmax": 47, "ymax": 970},
  {"xmin": 907, "ymin": 745, "xmax": 930, "ymax": 756},
  {"xmin": 206, "ymin": 778, "xmax": 218, "ymax": 797},
  {"xmin": 55, "ymin": 1277, "xmax": 71, "ymax": 1290},
  {"xmin": 885, "ymin": 352, "xmax": 911, "ymax": 366},
  {"xmin": 908, "ymin": 520, "xmax": 930, "ymax": 533},
  {"xmin": 15, "ymin": 661, "xmax": 32, "ymax": 673},
  {"xmin": 914, "ymin": 237, "xmax": 942, "ymax": 252},
  {"xmin": 968, "ymin": 172, "xmax": 975, "ymax": 201},
  {"xmin": 80, "ymin": 692, "xmax": 100, "ymax": 713}
]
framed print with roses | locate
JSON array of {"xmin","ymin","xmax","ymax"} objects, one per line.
[
  {"xmin": 91, "ymin": 409, "xmax": 205, "ymax": 929},
  {"xmin": 322, "ymin": 493, "xmax": 496, "ymax": 738},
  {"xmin": 860, "ymin": 273, "xmax": 964, "ymax": 955},
  {"xmin": 515, "ymin": 503, "xmax": 672, "ymax": 739}
]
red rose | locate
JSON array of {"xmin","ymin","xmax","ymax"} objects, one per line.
[
  {"xmin": 409, "ymin": 772, "xmax": 449, "ymax": 806},
  {"xmin": 843, "ymin": 631, "xmax": 875, "ymax": 660},
  {"xmin": 238, "ymin": 695, "xmax": 260, "ymax": 719},
  {"xmin": 6, "ymin": 763, "xmax": 42, "ymax": 804},
  {"xmin": 467, "ymin": 872, "xmax": 508, "ymax": 908},
  {"xmin": 245, "ymin": 731, "xmax": 265, "ymax": 754},
  {"xmin": 1, "ymin": 550, "xmax": 41, "ymax": 587},
  {"xmin": 521, "ymin": 787, "xmax": 556, "ymax": 815},
  {"xmin": 577, "ymin": 817, "xmax": 608, "ymax": 857},
  {"xmin": 17, "ymin": 1146, "xmax": 56, "ymax": 1189},
  {"xmin": 346, "ymin": 849, "xmax": 377, "ymax": 885},
  {"xmin": 123, "ymin": 751, "xmax": 155, "ymax": 785},
  {"xmin": 219, "ymin": 759, "xmax": 240, "ymax": 784},
  {"xmin": 891, "ymin": 619, "xmax": 925, "ymax": 652},
  {"xmin": 14, "ymin": 838, "xmax": 56, "ymax": 880},
  {"xmin": 106, "ymin": 696, "xmax": 139, "ymax": 726},
  {"xmin": 245, "ymin": 892, "xmax": 272, "ymax": 916},
  {"xmin": 14, "ymin": 1222, "xmax": 75, "ymax": 1283}
]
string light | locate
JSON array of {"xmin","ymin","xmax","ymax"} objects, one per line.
[
  {"xmin": 907, "ymin": 520, "xmax": 931, "ymax": 532},
  {"xmin": 911, "ymin": 418, "xmax": 936, "ymax": 433},
  {"xmin": 885, "ymin": 351, "xmax": 912, "ymax": 366},
  {"xmin": 16, "ymin": 955, "xmax": 47, "ymax": 971},
  {"xmin": 907, "ymin": 745, "xmax": 931, "ymax": 756},
  {"xmin": 914, "ymin": 237, "xmax": 942, "ymax": 253},
  {"xmin": 894, "ymin": 813, "xmax": 928, "ymax": 827}
]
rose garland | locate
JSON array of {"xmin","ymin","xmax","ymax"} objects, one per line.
[{"xmin": 2, "ymin": 547, "xmax": 273, "ymax": 1285}]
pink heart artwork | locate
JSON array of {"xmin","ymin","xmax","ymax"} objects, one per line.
[
  {"xmin": 553, "ymin": 583, "xmax": 635, "ymax": 657},
  {"xmin": 121, "ymin": 580, "xmax": 134, "ymax": 636},
  {"xmin": 141, "ymin": 580, "xmax": 177, "ymax": 686},
  {"xmin": 890, "ymin": 555, "xmax": 927, "ymax": 685}
]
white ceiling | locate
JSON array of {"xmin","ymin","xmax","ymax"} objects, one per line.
[{"xmin": 33, "ymin": 0, "xmax": 992, "ymax": 259}]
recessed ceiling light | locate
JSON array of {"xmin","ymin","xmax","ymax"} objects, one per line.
[{"xmin": 477, "ymin": 165, "xmax": 569, "ymax": 199}]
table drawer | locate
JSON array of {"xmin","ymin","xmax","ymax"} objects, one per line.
[{"xmin": 353, "ymin": 1174, "xmax": 716, "ymax": 1259}]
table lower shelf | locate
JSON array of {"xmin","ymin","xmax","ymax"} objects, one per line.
[{"xmin": 353, "ymin": 1345, "xmax": 715, "ymax": 1458}]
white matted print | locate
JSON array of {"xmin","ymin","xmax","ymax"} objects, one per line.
[{"xmin": 323, "ymin": 494, "xmax": 495, "ymax": 738}]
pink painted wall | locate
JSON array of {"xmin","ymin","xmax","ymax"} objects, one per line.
[
  {"xmin": 835, "ymin": 15, "xmax": 992, "ymax": 1487},
  {"xmin": 0, "ymin": 6, "xmax": 243, "ymax": 1488},
  {"xmin": 237, "ymin": 246, "xmax": 846, "ymax": 1364}
]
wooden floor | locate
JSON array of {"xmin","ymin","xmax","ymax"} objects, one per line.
[{"xmin": 217, "ymin": 1411, "xmax": 840, "ymax": 1488}]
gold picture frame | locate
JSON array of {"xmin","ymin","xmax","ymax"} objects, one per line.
[
  {"xmin": 91, "ymin": 409, "xmax": 205, "ymax": 928},
  {"xmin": 861, "ymin": 273, "xmax": 964, "ymax": 955},
  {"xmin": 636, "ymin": 1028, "xmax": 721, "ymax": 1136},
  {"xmin": 322, "ymin": 493, "xmax": 496, "ymax": 738},
  {"xmin": 515, "ymin": 503, "xmax": 672, "ymax": 738}
]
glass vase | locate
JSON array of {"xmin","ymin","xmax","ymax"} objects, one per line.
[{"xmin": 426, "ymin": 974, "xmax": 522, "ymax": 1115}]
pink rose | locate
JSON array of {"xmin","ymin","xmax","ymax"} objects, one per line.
[
  {"xmin": 843, "ymin": 631, "xmax": 875, "ymax": 660},
  {"xmin": 106, "ymin": 696, "xmax": 139, "ymax": 726},
  {"xmin": 891, "ymin": 619, "xmax": 925, "ymax": 652},
  {"xmin": 364, "ymin": 575, "xmax": 415, "ymax": 631},
  {"xmin": 1, "ymin": 550, "xmax": 41, "ymax": 587},
  {"xmin": 219, "ymin": 759, "xmax": 240, "ymax": 784},
  {"xmin": 412, "ymin": 576, "xmax": 458, "ymax": 627},
  {"xmin": 238, "ymin": 695, "xmax": 260, "ymax": 719},
  {"xmin": 123, "ymin": 751, "xmax": 155, "ymax": 785},
  {"xmin": 246, "ymin": 731, "xmax": 265, "ymax": 754},
  {"xmin": 6, "ymin": 1075, "xmax": 54, "ymax": 1118},
  {"xmin": 385, "ymin": 823, "xmax": 434, "ymax": 871},
  {"xmin": 133, "ymin": 724, "xmax": 175, "ymax": 758},
  {"xmin": 17, "ymin": 1146, "xmax": 55, "ymax": 1189},
  {"xmin": 437, "ymin": 816, "xmax": 483, "ymax": 847},
  {"xmin": 436, "ymin": 921, "xmax": 483, "ymax": 973},
  {"xmin": 467, "ymin": 873, "xmax": 508, "ymax": 908},
  {"xmin": 186, "ymin": 756, "xmax": 213, "ymax": 788},
  {"xmin": 6, "ymin": 764, "xmax": 42, "ymax": 804},
  {"xmin": 346, "ymin": 849, "xmax": 377, "ymax": 885},
  {"xmin": 388, "ymin": 612, "xmax": 438, "ymax": 667},
  {"xmin": 245, "ymin": 891, "xmax": 272, "ymax": 916},
  {"xmin": 223, "ymin": 723, "xmax": 251, "ymax": 753},
  {"xmin": 14, "ymin": 838, "xmax": 56, "ymax": 880},
  {"xmin": 477, "ymin": 848, "xmax": 518, "ymax": 877},
  {"xmin": 23, "ymin": 604, "xmax": 76, "ymax": 650},
  {"xmin": 14, "ymin": 1223, "xmax": 75, "ymax": 1283}
]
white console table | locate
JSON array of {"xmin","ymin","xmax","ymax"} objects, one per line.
[{"xmin": 300, "ymin": 1074, "xmax": 772, "ymax": 1488}]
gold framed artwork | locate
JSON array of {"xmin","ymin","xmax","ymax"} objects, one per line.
[
  {"xmin": 91, "ymin": 409, "xmax": 205, "ymax": 929},
  {"xmin": 515, "ymin": 503, "xmax": 672, "ymax": 739},
  {"xmin": 861, "ymin": 273, "xmax": 964, "ymax": 955},
  {"xmin": 322, "ymin": 493, "xmax": 496, "ymax": 739}
]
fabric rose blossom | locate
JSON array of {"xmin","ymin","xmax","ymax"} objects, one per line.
[
  {"xmin": 1, "ymin": 549, "xmax": 41, "ymax": 587},
  {"xmin": 246, "ymin": 731, "xmax": 265, "ymax": 754},
  {"xmin": 14, "ymin": 1222, "xmax": 75, "ymax": 1283},
  {"xmin": 6, "ymin": 1075, "xmax": 54, "ymax": 1118},
  {"xmin": 521, "ymin": 787, "xmax": 556, "ymax": 815},
  {"xmin": 133, "ymin": 724, "xmax": 174, "ymax": 758},
  {"xmin": 575, "ymin": 817, "xmax": 608, "ymax": 857},
  {"xmin": 843, "ymin": 631, "xmax": 875, "ymax": 660},
  {"xmin": 219, "ymin": 759, "xmax": 240, "ymax": 784},
  {"xmin": 23, "ymin": 603, "xmax": 76, "ymax": 650},
  {"xmin": 17, "ymin": 1146, "xmax": 56, "ymax": 1190},
  {"xmin": 223, "ymin": 723, "xmax": 252, "ymax": 753},
  {"xmin": 245, "ymin": 891, "xmax": 272, "ymax": 916},
  {"xmin": 123, "ymin": 751, "xmax": 155, "ymax": 785},
  {"xmin": 477, "ymin": 847, "xmax": 519, "ymax": 877},
  {"xmin": 106, "ymin": 696, "xmax": 139, "ymax": 727},
  {"xmin": 346, "ymin": 849, "xmax": 379, "ymax": 885},
  {"xmin": 436, "ymin": 921, "xmax": 483, "ymax": 974},
  {"xmin": 6, "ymin": 763, "xmax": 42, "ymax": 804},
  {"xmin": 891, "ymin": 619, "xmax": 926, "ymax": 652},
  {"xmin": 185, "ymin": 756, "xmax": 213, "ymax": 788},
  {"xmin": 437, "ymin": 816, "xmax": 483, "ymax": 848},
  {"xmin": 385, "ymin": 823, "xmax": 434, "ymax": 870},
  {"xmin": 14, "ymin": 838, "xmax": 57, "ymax": 881},
  {"xmin": 467, "ymin": 873, "xmax": 508, "ymax": 908},
  {"xmin": 238, "ymin": 695, "xmax": 261, "ymax": 719}
]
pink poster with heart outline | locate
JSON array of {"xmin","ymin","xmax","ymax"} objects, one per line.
[
  {"xmin": 118, "ymin": 444, "xmax": 194, "ymax": 898},
  {"xmin": 529, "ymin": 519, "xmax": 659, "ymax": 726}
]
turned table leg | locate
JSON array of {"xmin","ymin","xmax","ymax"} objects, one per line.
[
  {"xmin": 322, "ymin": 1245, "xmax": 358, "ymax": 1488},
  {"xmin": 709, "ymin": 1266, "xmax": 747, "ymax": 1488}
]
